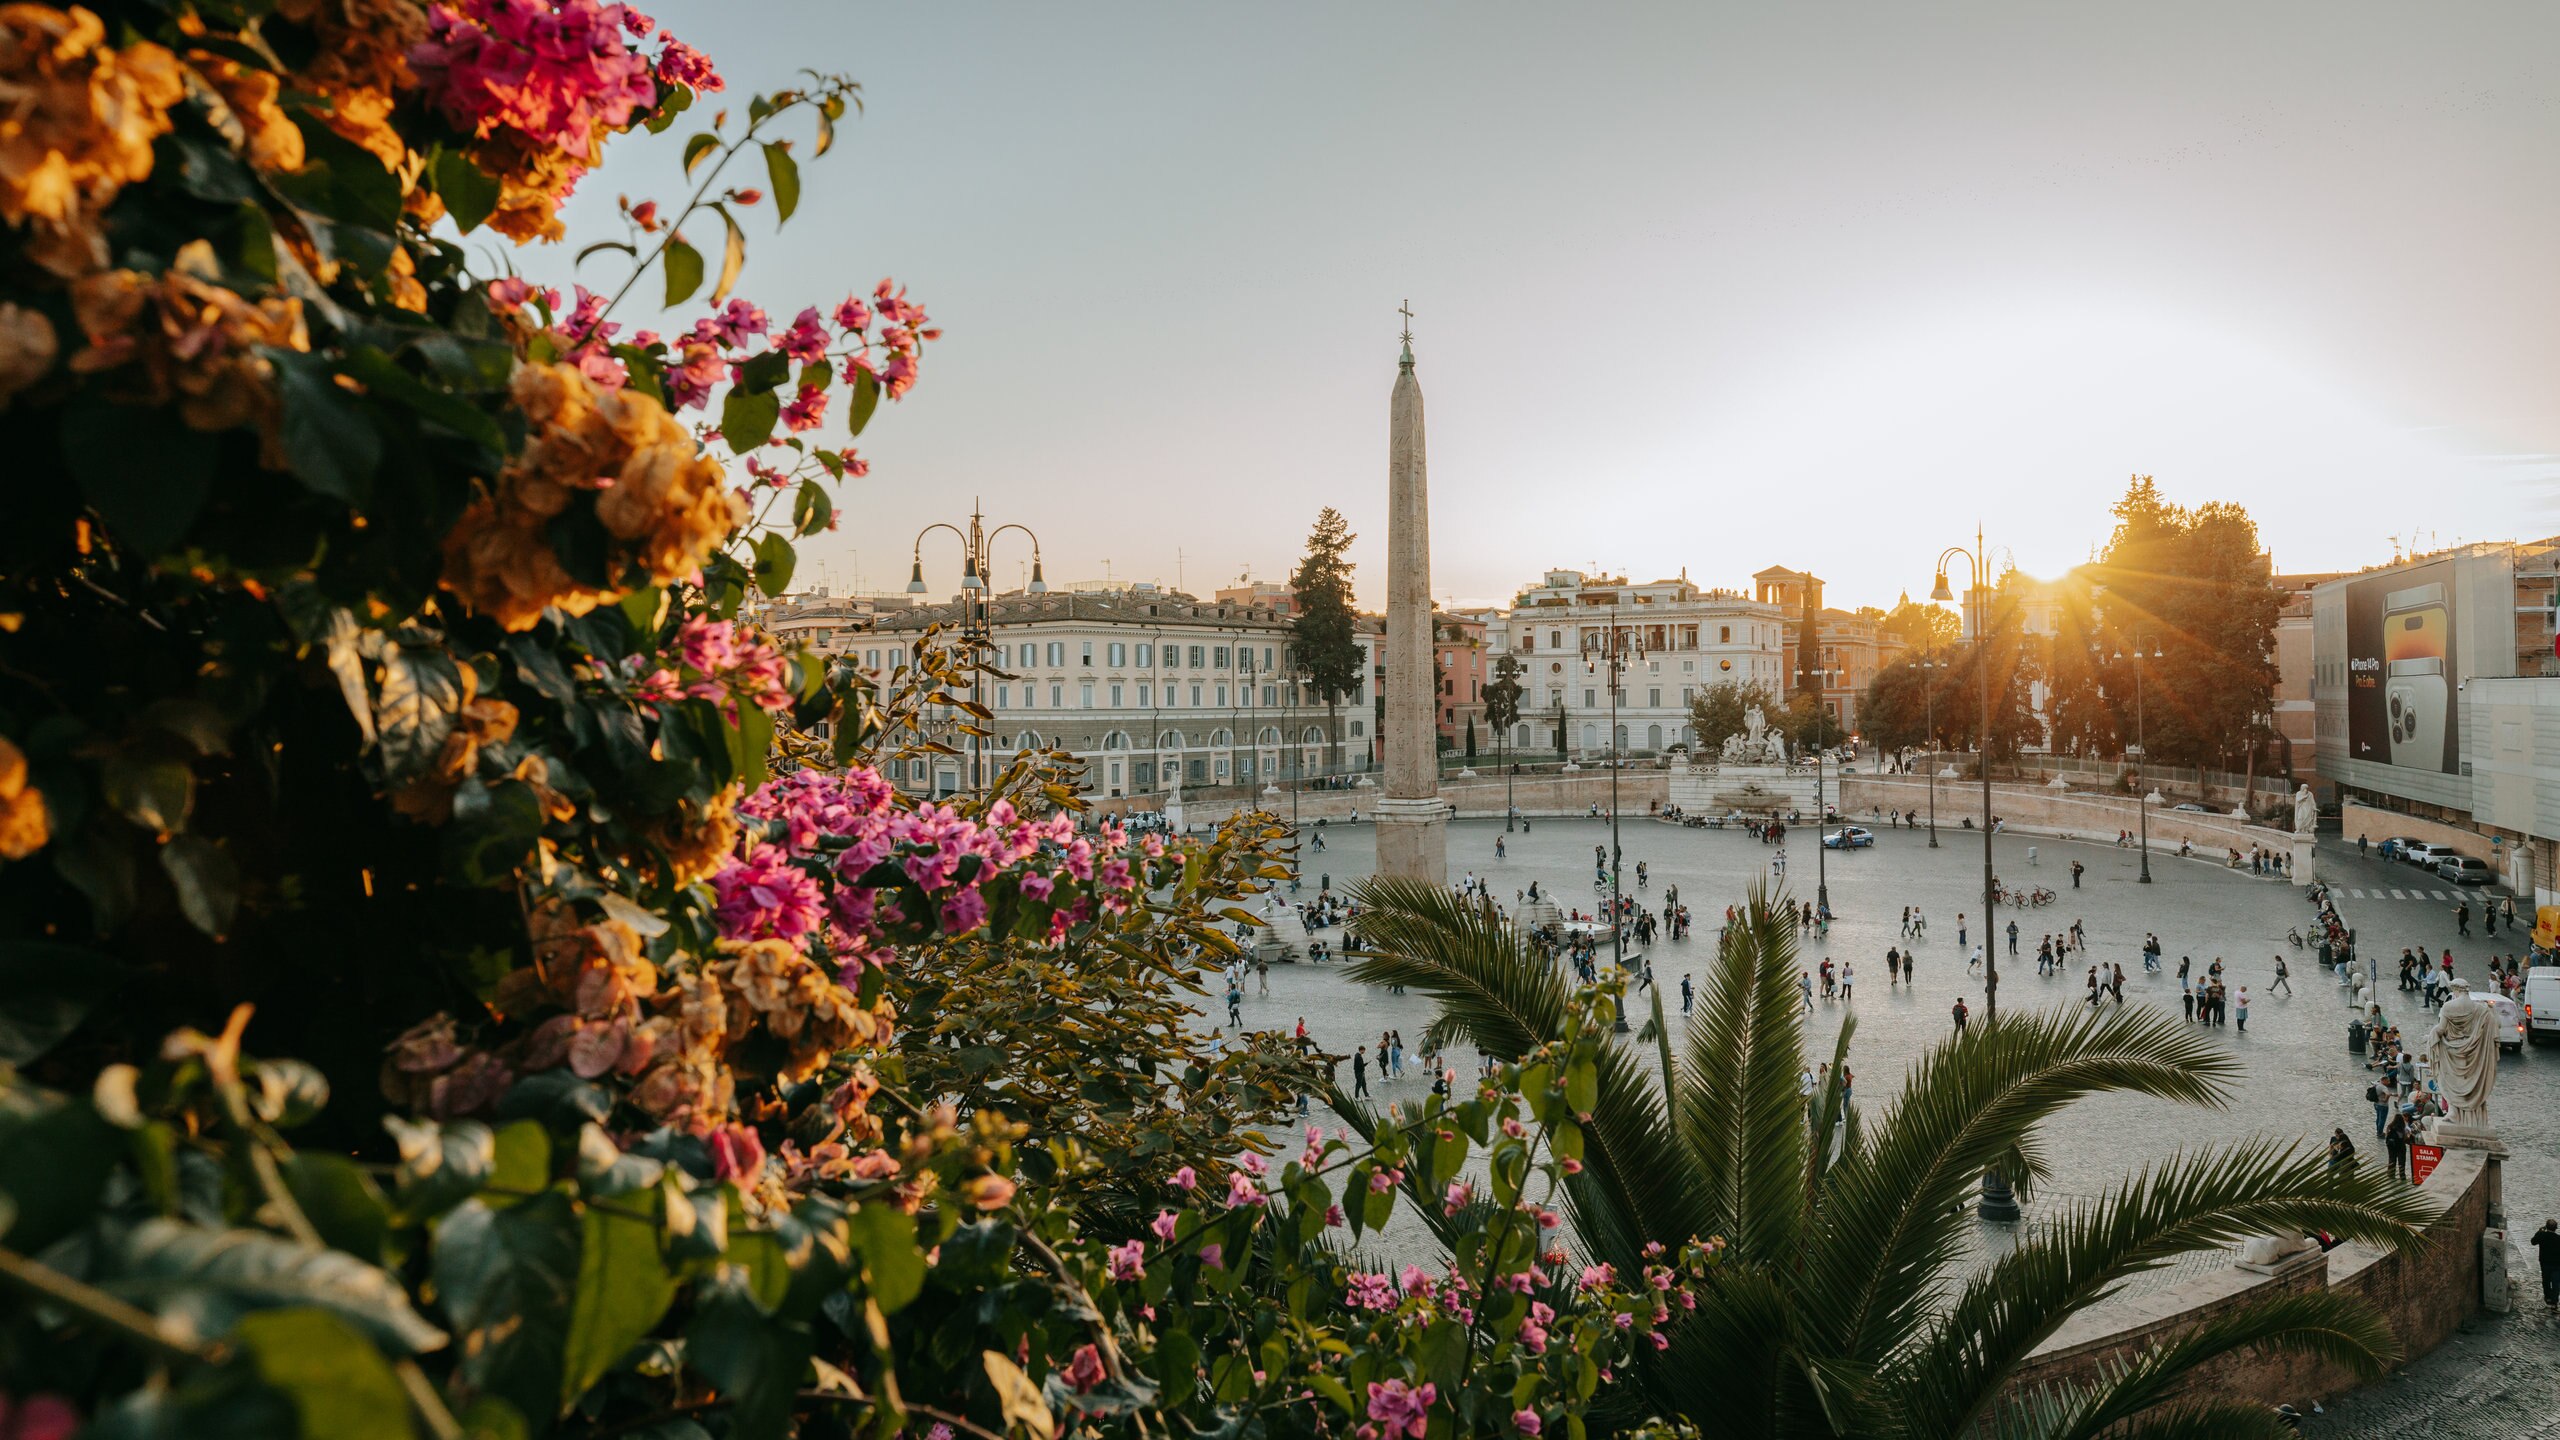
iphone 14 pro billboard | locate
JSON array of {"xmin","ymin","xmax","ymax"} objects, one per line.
[{"xmin": 2342, "ymin": 560, "xmax": 2458, "ymax": 774}]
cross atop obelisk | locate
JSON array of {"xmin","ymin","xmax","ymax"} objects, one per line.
[{"xmin": 1397, "ymin": 300, "xmax": 1415, "ymax": 372}]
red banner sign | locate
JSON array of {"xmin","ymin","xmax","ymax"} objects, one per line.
[{"xmin": 2411, "ymin": 1143, "xmax": 2444, "ymax": 1186}]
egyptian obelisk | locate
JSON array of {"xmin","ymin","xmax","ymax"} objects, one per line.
[{"xmin": 1375, "ymin": 303, "xmax": 1450, "ymax": 884}]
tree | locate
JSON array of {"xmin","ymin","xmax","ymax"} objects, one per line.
[
  {"xmin": 1879, "ymin": 592, "xmax": 1961, "ymax": 650},
  {"xmin": 1688, "ymin": 679, "xmax": 1779, "ymax": 756},
  {"xmin": 1483, "ymin": 654, "xmax": 1525, "ymax": 767},
  {"xmin": 1342, "ymin": 879, "xmax": 2433, "ymax": 1440},
  {"xmin": 1463, "ymin": 714, "xmax": 1477, "ymax": 758},
  {"xmin": 1289, "ymin": 508, "xmax": 1362, "ymax": 779},
  {"xmin": 1778, "ymin": 691, "xmax": 1845, "ymax": 753},
  {"xmin": 1857, "ymin": 656, "xmax": 1952, "ymax": 753},
  {"xmin": 2090, "ymin": 478, "xmax": 2284, "ymax": 773},
  {"xmin": 1794, "ymin": 583, "xmax": 1824, "ymax": 704}
]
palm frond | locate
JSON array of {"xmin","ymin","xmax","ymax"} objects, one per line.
[
  {"xmin": 1984, "ymin": 1288, "xmax": 2391, "ymax": 1440},
  {"xmin": 1883, "ymin": 1139, "xmax": 2430, "ymax": 1437},
  {"xmin": 1670, "ymin": 885, "xmax": 1811, "ymax": 1267},
  {"xmin": 1340, "ymin": 878, "xmax": 1711, "ymax": 1273},
  {"xmin": 1799, "ymin": 1005, "xmax": 2245, "ymax": 1372}
]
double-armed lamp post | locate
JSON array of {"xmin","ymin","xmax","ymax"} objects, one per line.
[
  {"xmin": 908, "ymin": 502, "xmax": 1045, "ymax": 798},
  {"xmin": 2113, "ymin": 634, "xmax": 2163, "ymax": 883},
  {"xmin": 1930, "ymin": 525, "xmax": 2021, "ymax": 1223}
]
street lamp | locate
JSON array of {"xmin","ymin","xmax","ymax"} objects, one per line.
[
  {"xmin": 1812, "ymin": 666, "xmax": 1840, "ymax": 917},
  {"xmin": 1919, "ymin": 653, "xmax": 1943, "ymax": 848},
  {"xmin": 909, "ymin": 502, "xmax": 1045, "ymax": 799},
  {"xmin": 1584, "ymin": 619, "xmax": 1647, "ymax": 1005},
  {"xmin": 1930, "ymin": 524, "xmax": 2020, "ymax": 1222},
  {"xmin": 2112, "ymin": 635, "xmax": 2162, "ymax": 883}
]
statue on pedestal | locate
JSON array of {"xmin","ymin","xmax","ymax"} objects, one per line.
[
  {"xmin": 2427, "ymin": 979, "xmax": 2498, "ymax": 1134},
  {"xmin": 2292, "ymin": 783, "xmax": 2317, "ymax": 836}
]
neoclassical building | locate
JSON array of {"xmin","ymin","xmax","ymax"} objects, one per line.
[
  {"xmin": 858, "ymin": 587, "xmax": 1373, "ymax": 799},
  {"xmin": 1504, "ymin": 569, "xmax": 1789, "ymax": 757}
]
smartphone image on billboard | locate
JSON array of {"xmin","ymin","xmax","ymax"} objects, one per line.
[{"xmin": 2381, "ymin": 582, "xmax": 2449, "ymax": 771}]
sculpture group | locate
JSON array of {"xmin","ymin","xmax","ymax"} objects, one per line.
[{"xmin": 1719, "ymin": 704, "xmax": 1789, "ymax": 766}]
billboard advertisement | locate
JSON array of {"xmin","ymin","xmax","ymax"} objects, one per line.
[{"xmin": 2341, "ymin": 558, "xmax": 2459, "ymax": 774}]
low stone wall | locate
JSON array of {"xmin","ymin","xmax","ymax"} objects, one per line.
[
  {"xmin": 2339, "ymin": 800, "xmax": 2496, "ymax": 864},
  {"xmin": 1836, "ymin": 777, "xmax": 2299, "ymax": 859},
  {"xmin": 2000, "ymin": 1147, "xmax": 2492, "ymax": 1417},
  {"xmin": 1161, "ymin": 771, "xmax": 1672, "ymax": 830}
]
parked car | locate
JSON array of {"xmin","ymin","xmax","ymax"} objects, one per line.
[
  {"xmin": 2485, "ymin": 993, "xmax": 2528, "ymax": 1053},
  {"xmin": 2171, "ymin": 802, "xmax": 2208, "ymax": 814},
  {"xmin": 2400, "ymin": 841, "xmax": 2446, "ymax": 868},
  {"xmin": 2437, "ymin": 855, "xmax": 2493, "ymax": 886},
  {"xmin": 2523, "ymin": 967, "xmax": 2560, "ymax": 1047},
  {"xmin": 1822, "ymin": 826, "xmax": 1875, "ymax": 850}
]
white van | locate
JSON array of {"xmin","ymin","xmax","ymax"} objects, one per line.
[{"xmin": 2523, "ymin": 967, "xmax": 2560, "ymax": 1047}]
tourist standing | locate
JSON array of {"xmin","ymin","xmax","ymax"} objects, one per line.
[
  {"xmin": 1951, "ymin": 996, "xmax": 1969, "ymax": 1031},
  {"xmin": 2383, "ymin": 1110, "xmax": 2410, "ymax": 1180},
  {"xmin": 2532, "ymin": 1220, "xmax": 2560, "ymax": 1311}
]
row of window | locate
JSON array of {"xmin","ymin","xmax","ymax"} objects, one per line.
[
  {"xmin": 858, "ymin": 640, "xmax": 1287, "ymax": 675},
  {"xmin": 991, "ymin": 682, "xmax": 1304, "ymax": 711}
]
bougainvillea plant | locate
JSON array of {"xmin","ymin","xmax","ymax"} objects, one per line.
[{"xmin": 0, "ymin": 4, "xmax": 1717, "ymax": 1438}]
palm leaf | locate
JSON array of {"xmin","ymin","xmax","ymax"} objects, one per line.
[
  {"xmin": 1671, "ymin": 886, "xmax": 1813, "ymax": 1269},
  {"xmin": 1799, "ymin": 1005, "xmax": 2245, "ymax": 1373},
  {"xmin": 1886, "ymin": 1139, "xmax": 2429, "ymax": 1437},
  {"xmin": 1341, "ymin": 877, "xmax": 1710, "ymax": 1274}
]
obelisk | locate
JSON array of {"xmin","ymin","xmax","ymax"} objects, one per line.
[{"xmin": 1375, "ymin": 304, "xmax": 1450, "ymax": 884}]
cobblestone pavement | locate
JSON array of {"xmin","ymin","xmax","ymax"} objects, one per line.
[{"xmin": 1228, "ymin": 816, "xmax": 2554, "ymax": 1425}]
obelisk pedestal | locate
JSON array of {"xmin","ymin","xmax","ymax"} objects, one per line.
[{"xmin": 1376, "ymin": 316, "xmax": 1448, "ymax": 884}]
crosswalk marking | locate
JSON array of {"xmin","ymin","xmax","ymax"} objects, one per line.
[{"xmin": 2388, "ymin": 889, "xmax": 2407, "ymax": 900}]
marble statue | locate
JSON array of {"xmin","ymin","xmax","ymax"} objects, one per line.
[
  {"xmin": 2292, "ymin": 783, "xmax": 2317, "ymax": 836},
  {"xmin": 2427, "ymin": 979, "xmax": 2498, "ymax": 1132},
  {"xmin": 1743, "ymin": 705, "xmax": 1768, "ymax": 745}
]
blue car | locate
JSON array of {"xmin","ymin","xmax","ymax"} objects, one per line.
[{"xmin": 1822, "ymin": 826, "xmax": 1875, "ymax": 850}]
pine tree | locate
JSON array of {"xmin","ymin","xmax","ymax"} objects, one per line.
[{"xmin": 1289, "ymin": 508, "xmax": 1362, "ymax": 778}]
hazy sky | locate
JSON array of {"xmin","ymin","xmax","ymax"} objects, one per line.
[{"xmin": 525, "ymin": 4, "xmax": 2560, "ymax": 612}]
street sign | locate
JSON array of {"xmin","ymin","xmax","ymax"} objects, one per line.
[{"xmin": 2411, "ymin": 1143, "xmax": 2444, "ymax": 1186}]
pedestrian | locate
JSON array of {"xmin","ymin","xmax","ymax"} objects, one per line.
[
  {"xmin": 1352, "ymin": 1046, "xmax": 1369, "ymax": 1098},
  {"xmin": 1968, "ymin": 944, "xmax": 1984, "ymax": 975},
  {"xmin": 1681, "ymin": 973, "xmax": 1694, "ymax": 1014},
  {"xmin": 2366, "ymin": 1077, "xmax": 2390, "ymax": 1139},
  {"xmin": 2272, "ymin": 954, "xmax": 2290, "ymax": 996},
  {"xmin": 2181, "ymin": 983, "xmax": 2194, "ymax": 1021},
  {"xmin": 1958, "ymin": 913, "xmax": 1968, "ymax": 948},
  {"xmin": 1840, "ymin": 961, "xmax": 1855, "ymax": 1002},
  {"xmin": 2327, "ymin": 1127, "xmax": 2356, "ymax": 1169},
  {"xmin": 2384, "ymin": 1110, "xmax": 2410, "ymax": 1180},
  {"xmin": 2235, "ymin": 986, "xmax": 2249, "ymax": 1032},
  {"xmin": 1799, "ymin": 969, "xmax": 1814, "ymax": 1013},
  {"xmin": 1951, "ymin": 996, "xmax": 1969, "ymax": 1031},
  {"xmin": 2085, "ymin": 965, "xmax": 2100, "ymax": 1006},
  {"xmin": 2456, "ymin": 901, "xmax": 2470, "ymax": 937},
  {"xmin": 2070, "ymin": 859, "xmax": 2084, "ymax": 889},
  {"xmin": 2532, "ymin": 1220, "xmax": 2560, "ymax": 1311},
  {"xmin": 2007, "ymin": 919, "xmax": 2019, "ymax": 957}
]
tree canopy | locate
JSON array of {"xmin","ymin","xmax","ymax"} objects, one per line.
[{"xmin": 1289, "ymin": 508, "xmax": 1363, "ymax": 771}]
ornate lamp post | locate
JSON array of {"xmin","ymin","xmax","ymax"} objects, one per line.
[
  {"xmin": 1584, "ymin": 619, "xmax": 1647, "ymax": 990},
  {"xmin": 2112, "ymin": 634, "xmax": 2163, "ymax": 883},
  {"xmin": 909, "ymin": 502, "xmax": 1045, "ymax": 798},
  {"xmin": 1930, "ymin": 524, "xmax": 2020, "ymax": 1222}
]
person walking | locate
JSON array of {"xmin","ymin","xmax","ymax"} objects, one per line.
[
  {"xmin": 2006, "ymin": 919, "xmax": 2020, "ymax": 957},
  {"xmin": 2271, "ymin": 954, "xmax": 2292, "ymax": 997},
  {"xmin": 2366, "ymin": 1077, "xmax": 2391, "ymax": 1139},
  {"xmin": 1352, "ymin": 1045, "xmax": 1369, "ymax": 1098},
  {"xmin": 2070, "ymin": 858, "xmax": 2084, "ymax": 889},
  {"xmin": 2455, "ymin": 900, "xmax": 2470, "ymax": 937},
  {"xmin": 2085, "ymin": 965, "xmax": 2101, "ymax": 1007},
  {"xmin": 2235, "ymin": 986, "xmax": 2250, "ymax": 1033},
  {"xmin": 1840, "ymin": 961, "xmax": 1855, "ymax": 1002},
  {"xmin": 1680, "ymin": 973, "xmax": 1694, "ymax": 1014},
  {"xmin": 2384, "ymin": 1110, "xmax": 2410, "ymax": 1180},
  {"xmin": 1799, "ymin": 969, "xmax": 1815, "ymax": 1013},
  {"xmin": 2532, "ymin": 1220, "xmax": 2560, "ymax": 1311},
  {"xmin": 1951, "ymin": 996, "xmax": 1969, "ymax": 1031},
  {"xmin": 1957, "ymin": 913, "xmax": 1968, "ymax": 948}
]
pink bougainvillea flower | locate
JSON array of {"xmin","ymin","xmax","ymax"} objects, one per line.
[
  {"xmin": 1106, "ymin": 1238, "xmax": 1145, "ymax": 1282},
  {"xmin": 1062, "ymin": 1344, "xmax": 1106, "ymax": 1394},
  {"xmin": 653, "ymin": 32, "xmax": 722, "ymax": 92},
  {"xmin": 709, "ymin": 1123, "xmax": 766, "ymax": 1181},
  {"xmin": 1150, "ymin": 1209, "xmax": 1179, "ymax": 1242},
  {"xmin": 1364, "ymin": 1380, "xmax": 1435, "ymax": 1440},
  {"xmin": 409, "ymin": 0, "xmax": 660, "ymax": 154},
  {"xmin": 780, "ymin": 386, "xmax": 827, "ymax": 432}
]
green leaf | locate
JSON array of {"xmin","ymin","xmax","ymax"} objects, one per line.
[
  {"xmin": 344, "ymin": 347, "xmax": 506, "ymax": 454},
  {"xmin": 433, "ymin": 1194, "xmax": 580, "ymax": 1423},
  {"xmin": 846, "ymin": 366, "xmax": 880, "ymax": 436},
  {"xmin": 711, "ymin": 206, "xmax": 746, "ymax": 306},
  {"xmin": 284, "ymin": 1154, "xmax": 392, "ymax": 1264},
  {"xmin": 720, "ymin": 388, "xmax": 780, "ymax": 451},
  {"xmin": 376, "ymin": 642, "xmax": 464, "ymax": 781},
  {"xmin": 761, "ymin": 142, "xmax": 800, "ymax": 224},
  {"xmin": 562, "ymin": 1202, "xmax": 678, "ymax": 1410},
  {"xmin": 846, "ymin": 1203, "xmax": 924, "ymax": 1314},
  {"xmin": 61, "ymin": 399, "xmax": 217, "ymax": 558},
  {"xmin": 686, "ymin": 1270, "xmax": 810, "ymax": 1440},
  {"xmin": 268, "ymin": 351, "xmax": 383, "ymax": 506},
  {"xmin": 103, "ymin": 755, "xmax": 194, "ymax": 835},
  {"xmin": 388, "ymin": 1117, "xmax": 495, "ymax": 1222},
  {"xmin": 490, "ymin": 1118, "xmax": 554, "ymax": 1195},
  {"xmin": 236, "ymin": 1307, "xmax": 418, "ymax": 1440},
  {"xmin": 791, "ymin": 481, "xmax": 833, "ymax": 538},
  {"xmin": 119, "ymin": 1218, "xmax": 449, "ymax": 1355},
  {"xmin": 735, "ymin": 348, "xmax": 790, "ymax": 393},
  {"xmin": 160, "ymin": 835, "xmax": 240, "ymax": 938},
  {"xmin": 681, "ymin": 133, "xmax": 720, "ymax": 179},
  {"xmin": 750, "ymin": 533, "xmax": 796, "ymax": 597},
  {"xmin": 645, "ymin": 81, "xmax": 693, "ymax": 135},
  {"xmin": 0, "ymin": 942, "xmax": 115, "ymax": 1063},
  {"xmin": 0, "ymin": 1085, "xmax": 122, "ymax": 1250},
  {"xmin": 434, "ymin": 146, "xmax": 501, "ymax": 234},
  {"xmin": 663, "ymin": 237, "xmax": 705, "ymax": 307},
  {"xmin": 725, "ymin": 704, "xmax": 773, "ymax": 791}
]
